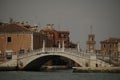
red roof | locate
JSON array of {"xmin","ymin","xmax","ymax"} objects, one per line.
[
  {"xmin": 0, "ymin": 23, "xmax": 31, "ymax": 33},
  {"xmin": 101, "ymin": 37, "xmax": 120, "ymax": 43}
]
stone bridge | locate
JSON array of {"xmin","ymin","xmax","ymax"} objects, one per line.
[
  {"xmin": 17, "ymin": 48, "xmax": 111, "ymax": 70},
  {"xmin": 0, "ymin": 41, "xmax": 111, "ymax": 70}
]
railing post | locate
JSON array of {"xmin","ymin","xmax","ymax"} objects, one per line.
[
  {"xmin": 58, "ymin": 40, "xmax": 61, "ymax": 48},
  {"xmin": 42, "ymin": 40, "xmax": 45, "ymax": 52},
  {"xmin": 77, "ymin": 42, "xmax": 80, "ymax": 52},
  {"xmin": 62, "ymin": 40, "xmax": 65, "ymax": 52}
]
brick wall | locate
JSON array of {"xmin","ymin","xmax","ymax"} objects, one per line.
[{"xmin": 0, "ymin": 33, "xmax": 33, "ymax": 55}]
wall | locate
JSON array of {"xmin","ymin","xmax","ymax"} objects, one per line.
[{"xmin": 0, "ymin": 33, "xmax": 32, "ymax": 55}]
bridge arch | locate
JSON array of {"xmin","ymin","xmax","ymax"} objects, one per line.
[
  {"xmin": 24, "ymin": 55, "xmax": 80, "ymax": 70},
  {"xmin": 18, "ymin": 52, "xmax": 88, "ymax": 70}
]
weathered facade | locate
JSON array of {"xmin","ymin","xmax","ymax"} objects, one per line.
[
  {"xmin": 0, "ymin": 23, "xmax": 33, "ymax": 57},
  {"xmin": 40, "ymin": 24, "xmax": 70, "ymax": 48},
  {"xmin": 33, "ymin": 32, "xmax": 46, "ymax": 49},
  {"xmin": 100, "ymin": 38, "xmax": 120, "ymax": 54},
  {"xmin": 86, "ymin": 34, "xmax": 96, "ymax": 52}
]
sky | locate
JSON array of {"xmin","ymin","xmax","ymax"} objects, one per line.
[{"xmin": 0, "ymin": 0, "xmax": 120, "ymax": 49}]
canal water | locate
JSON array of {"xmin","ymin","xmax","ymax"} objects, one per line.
[{"xmin": 0, "ymin": 70, "xmax": 120, "ymax": 80}]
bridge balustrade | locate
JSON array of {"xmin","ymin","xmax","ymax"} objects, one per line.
[
  {"xmin": 17, "ymin": 48, "xmax": 96, "ymax": 60},
  {"xmin": 18, "ymin": 49, "xmax": 43, "ymax": 58},
  {"xmin": 65, "ymin": 49, "xmax": 91, "ymax": 57},
  {"xmin": 45, "ymin": 48, "xmax": 63, "ymax": 52}
]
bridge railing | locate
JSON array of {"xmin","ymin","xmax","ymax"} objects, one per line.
[
  {"xmin": 64, "ymin": 48, "xmax": 92, "ymax": 58},
  {"xmin": 45, "ymin": 48, "xmax": 63, "ymax": 52},
  {"xmin": 18, "ymin": 48, "xmax": 96, "ymax": 59},
  {"xmin": 18, "ymin": 49, "xmax": 43, "ymax": 58},
  {"xmin": 18, "ymin": 48, "xmax": 65, "ymax": 58}
]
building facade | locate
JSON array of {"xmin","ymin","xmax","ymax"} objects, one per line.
[
  {"xmin": 0, "ymin": 23, "xmax": 33, "ymax": 57},
  {"xmin": 33, "ymin": 32, "xmax": 46, "ymax": 49},
  {"xmin": 86, "ymin": 34, "xmax": 96, "ymax": 52},
  {"xmin": 40, "ymin": 24, "xmax": 70, "ymax": 48},
  {"xmin": 100, "ymin": 38, "xmax": 120, "ymax": 55}
]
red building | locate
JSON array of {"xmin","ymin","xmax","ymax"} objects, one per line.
[
  {"xmin": 40, "ymin": 24, "xmax": 70, "ymax": 48},
  {"xmin": 100, "ymin": 37, "xmax": 120, "ymax": 55}
]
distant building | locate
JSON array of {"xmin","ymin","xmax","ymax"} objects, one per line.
[
  {"xmin": 40, "ymin": 24, "xmax": 70, "ymax": 48},
  {"xmin": 86, "ymin": 34, "xmax": 96, "ymax": 53},
  {"xmin": 100, "ymin": 37, "xmax": 120, "ymax": 55},
  {"xmin": 86, "ymin": 26, "xmax": 96, "ymax": 53}
]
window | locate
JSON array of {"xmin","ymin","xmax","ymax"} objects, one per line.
[
  {"xmin": 27, "ymin": 48, "xmax": 30, "ymax": 52},
  {"xmin": 64, "ymin": 35, "xmax": 66, "ymax": 38},
  {"xmin": 92, "ymin": 38, "xmax": 94, "ymax": 41},
  {"xmin": 59, "ymin": 34, "xmax": 61, "ymax": 38},
  {"xmin": 109, "ymin": 44, "xmax": 111, "ymax": 48},
  {"xmin": 7, "ymin": 37, "xmax": 11, "ymax": 42},
  {"xmin": 57, "ymin": 41, "xmax": 59, "ymax": 44},
  {"xmin": 64, "ymin": 41, "xmax": 67, "ymax": 43},
  {"xmin": 19, "ymin": 48, "xmax": 24, "ymax": 54},
  {"xmin": 6, "ymin": 50, "xmax": 13, "ymax": 59},
  {"xmin": 103, "ymin": 44, "xmax": 105, "ymax": 48}
]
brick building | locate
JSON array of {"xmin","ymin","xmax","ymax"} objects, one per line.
[
  {"xmin": 0, "ymin": 23, "xmax": 33, "ymax": 57},
  {"xmin": 0, "ymin": 22, "xmax": 48, "ymax": 59},
  {"xmin": 33, "ymin": 32, "xmax": 46, "ymax": 49},
  {"xmin": 40, "ymin": 24, "xmax": 70, "ymax": 48},
  {"xmin": 100, "ymin": 37, "xmax": 120, "ymax": 55}
]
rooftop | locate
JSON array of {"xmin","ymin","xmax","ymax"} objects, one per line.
[{"xmin": 0, "ymin": 23, "xmax": 32, "ymax": 33}]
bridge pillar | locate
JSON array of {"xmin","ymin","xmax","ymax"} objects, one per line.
[
  {"xmin": 89, "ymin": 54, "xmax": 97, "ymax": 67},
  {"xmin": 77, "ymin": 43, "xmax": 80, "ymax": 52},
  {"xmin": 42, "ymin": 40, "xmax": 45, "ymax": 52},
  {"xmin": 58, "ymin": 40, "xmax": 61, "ymax": 48},
  {"xmin": 62, "ymin": 40, "xmax": 65, "ymax": 52}
]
